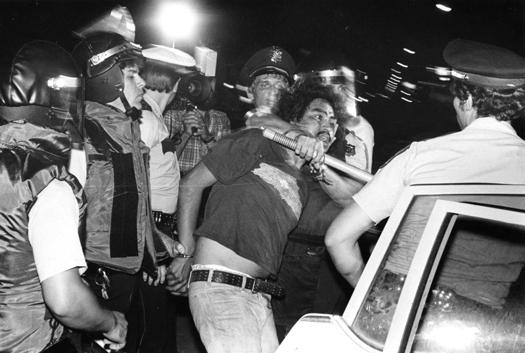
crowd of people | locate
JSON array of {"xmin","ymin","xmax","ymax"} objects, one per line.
[{"xmin": 1, "ymin": 5, "xmax": 525, "ymax": 353}]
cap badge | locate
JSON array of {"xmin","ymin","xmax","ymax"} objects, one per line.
[{"xmin": 270, "ymin": 48, "xmax": 283, "ymax": 64}]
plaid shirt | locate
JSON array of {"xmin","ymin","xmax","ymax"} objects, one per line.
[{"xmin": 163, "ymin": 109, "xmax": 231, "ymax": 174}]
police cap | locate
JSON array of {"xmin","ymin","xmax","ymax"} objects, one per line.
[
  {"xmin": 444, "ymin": 39, "xmax": 525, "ymax": 89},
  {"xmin": 240, "ymin": 46, "xmax": 295, "ymax": 86}
]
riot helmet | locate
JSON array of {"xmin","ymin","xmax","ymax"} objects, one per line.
[
  {"xmin": 72, "ymin": 32, "xmax": 143, "ymax": 104},
  {"xmin": 0, "ymin": 40, "xmax": 84, "ymax": 145}
]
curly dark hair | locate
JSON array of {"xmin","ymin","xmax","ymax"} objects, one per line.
[
  {"xmin": 278, "ymin": 81, "xmax": 342, "ymax": 123},
  {"xmin": 450, "ymin": 80, "xmax": 525, "ymax": 121}
]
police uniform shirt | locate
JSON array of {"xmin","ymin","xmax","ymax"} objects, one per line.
[
  {"xmin": 28, "ymin": 180, "xmax": 87, "ymax": 282},
  {"xmin": 342, "ymin": 115, "xmax": 374, "ymax": 172},
  {"xmin": 353, "ymin": 117, "xmax": 525, "ymax": 224}
]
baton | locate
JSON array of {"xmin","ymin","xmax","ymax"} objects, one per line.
[{"xmin": 261, "ymin": 128, "xmax": 373, "ymax": 184}]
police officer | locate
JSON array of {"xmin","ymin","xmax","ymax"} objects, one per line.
[
  {"xmin": 240, "ymin": 45, "xmax": 296, "ymax": 130},
  {"xmin": 72, "ymin": 31, "xmax": 175, "ymax": 352},
  {"xmin": 0, "ymin": 40, "xmax": 126, "ymax": 353},
  {"xmin": 327, "ymin": 38, "xmax": 525, "ymax": 288}
]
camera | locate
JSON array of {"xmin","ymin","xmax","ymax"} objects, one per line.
[{"xmin": 177, "ymin": 71, "xmax": 214, "ymax": 107}]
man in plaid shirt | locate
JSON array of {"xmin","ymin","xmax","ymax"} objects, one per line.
[{"xmin": 164, "ymin": 101, "xmax": 231, "ymax": 175}]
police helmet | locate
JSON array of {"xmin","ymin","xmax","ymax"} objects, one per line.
[
  {"xmin": 72, "ymin": 32, "xmax": 142, "ymax": 103},
  {"xmin": 0, "ymin": 40, "xmax": 84, "ymax": 144}
]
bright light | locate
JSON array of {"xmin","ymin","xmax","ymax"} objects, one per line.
[
  {"xmin": 391, "ymin": 74, "xmax": 402, "ymax": 80},
  {"xmin": 438, "ymin": 76, "xmax": 451, "ymax": 81},
  {"xmin": 397, "ymin": 62, "xmax": 408, "ymax": 68},
  {"xmin": 391, "ymin": 68, "xmax": 401, "ymax": 74},
  {"xmin": 427, "ymin": 66, "xmax": 451, "ymax": 76},
  {"xmin": 47, "ymin": 75, "xmax": 81, "ymax": 90},
  {"xmin": 403, "ymin": 48, "xmax": 416, "ymax": 55},
  {"xmin": 402, "ymin": 81, "xmax": 417, "ymax": 89},
  {"xmin": 436, "ymin": 3, "xmax": 452, "ymax": 12},
  {"xmin": 401, "ymin": 97, "xmax": 413, "ymax": 103},
  {"xmin": 451, "ymin": 70, "xmax": 467, "ymax": 80},
  {"xmin": 420, "ymin": 321, "xmax": 478, "ymax": 351},
  {"xmin": 400, "ymin": 90, "xmax": 411, "ymax": 96},
  {"xmin": 157, "ymin": 2, "xmax": 199, "ymax": 43}
]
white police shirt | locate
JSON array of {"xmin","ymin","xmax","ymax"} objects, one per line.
[{"xmin": 353, "ymin": 117, "xmax": 525, "ymax": 223}]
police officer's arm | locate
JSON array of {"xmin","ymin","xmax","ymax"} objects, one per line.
[
  {"xmin": 30, "ymin": 179, "xmax": 127, "ymax": 350},
  {"xmin": 325, "ymin": 199, "xmax": 373, "ymax": 287},
  {"xmin": 245, "ymin": 112, "xmax": 292, "ymax": 132},
  {"xmin": 41, "ymin": 269, "xmax": 127, "ymax": 350},
  {"xmin": 166, "ymin": 162, "xmax": 217, "ymax": 294},
  {"xmin": 319, "ymin": 168, "xmax": 365, "ymax": 206}
]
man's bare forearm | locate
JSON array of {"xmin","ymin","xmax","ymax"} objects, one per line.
[
  {"xmin": 177, "ymin": 182, "xmax": 203, "ymax": 255},
  {"xmin": 327, "ymin": 240, "xmax": 364, "ymax": 287},
  {"xmin": 325, "ymin": 200, "xmax": 374, "ymax": 287},
  {"xmin": 42, "ymin": 269, "xmax": 116, "ymax": 332},
  {"xmin": 177, "ymin": 163, "xmax": 218, "ymax": 254}
]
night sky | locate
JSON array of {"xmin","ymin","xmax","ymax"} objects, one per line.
[{"xmin": 1, "ymin": 0, "xmax": 524, "ymax": 169}]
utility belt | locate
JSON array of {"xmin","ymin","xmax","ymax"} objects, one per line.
[{"xmin": 153, "ymin": 210, "xmax": 177, "ymax": 232}]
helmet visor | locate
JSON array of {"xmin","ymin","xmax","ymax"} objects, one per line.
[{"xmin": 48, "ymin": 75, "xmax": 85, "ymax": 144}]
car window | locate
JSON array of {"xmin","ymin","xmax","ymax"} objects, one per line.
[
  {"xmin": 349, "ymin": 193, "xmax": 525, "ymax": 351},
  {"xmin": 410, "ymin": 216, "xmax": 525, "ymax": 353}
]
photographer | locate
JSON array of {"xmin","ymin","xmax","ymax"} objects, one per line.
[{"xmin": 164, "ymin": 74, "xmax": 231, "ymax": 176}]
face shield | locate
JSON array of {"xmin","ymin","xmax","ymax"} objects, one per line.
[
  {"xmin": 47, "ymin": 74, "xmax": 85, "ymax": 147},
  {"xmin": 47, "ymin": 74, "xmax": 87, "ymax": 185},
  {"xmin": 295, "ymin": 66, "xmax": 359, "ymax": 119}
]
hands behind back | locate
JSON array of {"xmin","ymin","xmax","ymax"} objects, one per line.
[{"xmin": 166, "ymin": 257, "xmax": 193, "ymax": 296}]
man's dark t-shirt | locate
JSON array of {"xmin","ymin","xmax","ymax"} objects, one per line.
[{"xmin": 195, "ymin": 128, "xmax": 308, "ymax": 275}]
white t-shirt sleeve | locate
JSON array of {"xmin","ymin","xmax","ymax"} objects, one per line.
[
  {"xmin": 353, "ymin": 144, "xmax": 414, "ymax": 224},
  {"xmin": 28, "ymin": 179, "xmax": 87, "ymax": 282}
]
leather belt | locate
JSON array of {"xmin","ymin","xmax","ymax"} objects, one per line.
[{"xmin": 189, "ymin": 269, "xmax": 285, "ymax": 297}]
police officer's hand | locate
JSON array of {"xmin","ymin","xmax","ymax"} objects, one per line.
[
  {"xmin": 101, "ymin": 311, "xmax": 127, "ymax": 351},
  {"xmin": 295, "ymin": 135, "xmax": 325, "ymax": 166},
  {"xmin": 166, "ymin": 257, "xmax": 192, "ymax": 295}
]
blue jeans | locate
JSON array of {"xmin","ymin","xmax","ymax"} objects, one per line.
[{"xmin": 189, "ymin": 280, "xmax": 279, "ymax": 353}]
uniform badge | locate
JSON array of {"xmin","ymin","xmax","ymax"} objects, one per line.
[
  {"xmin": 270, "ymin": 48, "xmax": 283, "ymax": 63},
  {"xmin": 345, "ymin": 142, "xmax": 356, "ymax": 156}
]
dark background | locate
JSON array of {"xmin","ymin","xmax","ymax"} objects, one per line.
[{"xmin": 1, "ymin": 0, "xmax": 524, "ymax": 170}]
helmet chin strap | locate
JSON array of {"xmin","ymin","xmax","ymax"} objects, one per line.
[{"xmin": 119, "ymin": 90, "xmax": 142, "ymax": 121}]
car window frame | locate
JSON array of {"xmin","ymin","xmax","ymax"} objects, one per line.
[{"xmin": 342, "ymin": 184, "xmax": 525, "ymax": 353}]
